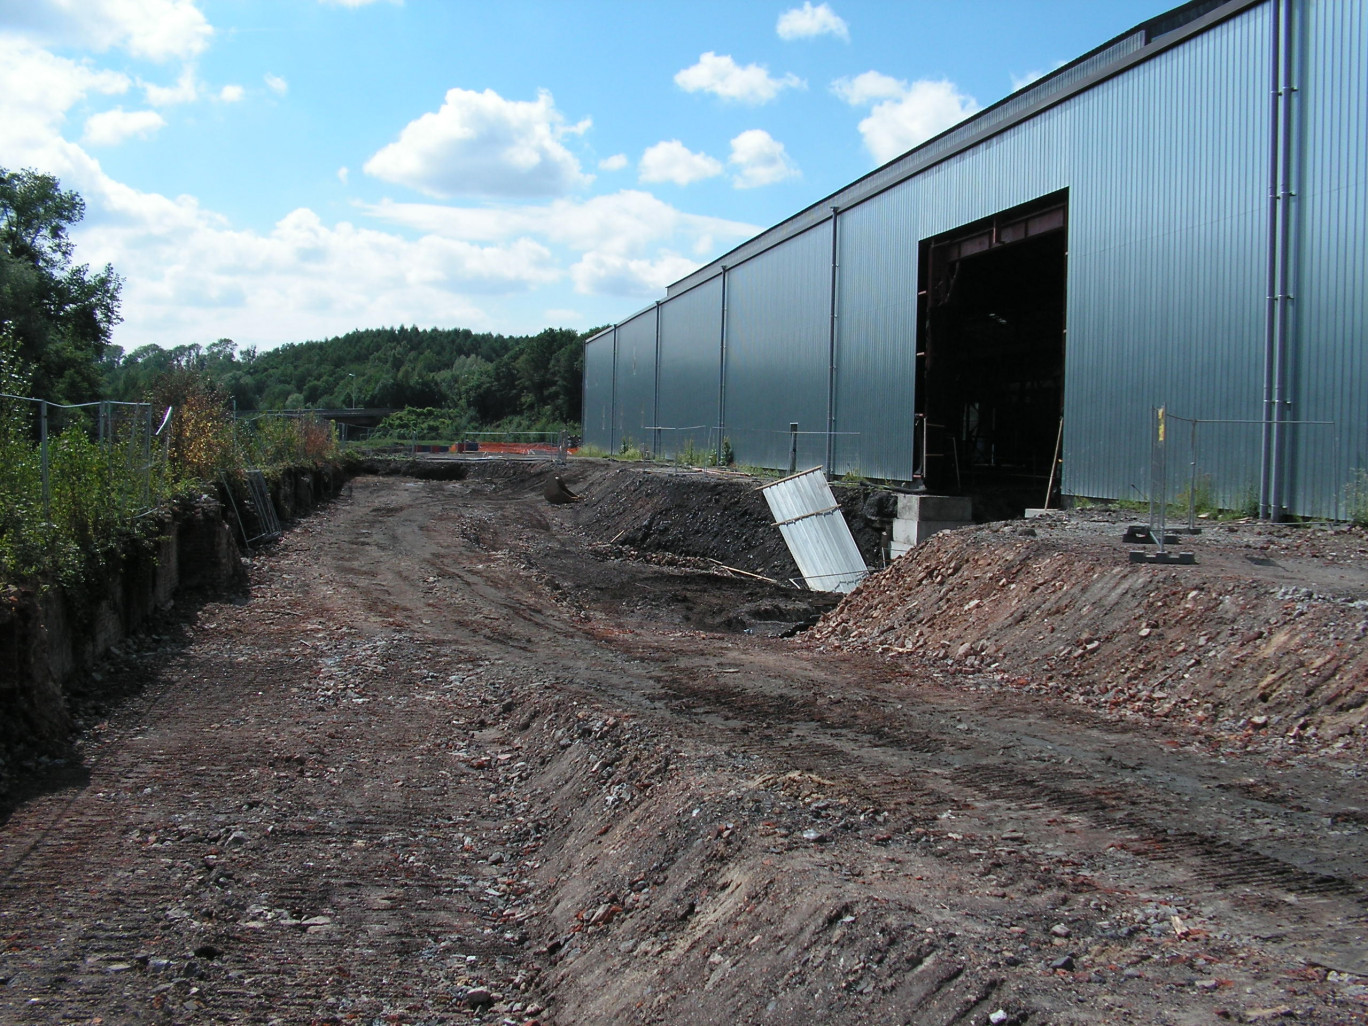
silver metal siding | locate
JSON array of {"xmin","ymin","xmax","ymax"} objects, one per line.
[
  {"xmin": 613, "ymin": 308, "xmax": 657, "ymax": 454},
  {"xmin": 582, "ymin": 331, "xmax": 615, "ymax": 452},
  {"xmin": 722, "ymin": 226, "xmax": 832, "ymax": 470},
  {"xmin": 1288, "ymin": 0, "xmax": 1368, "ymax": 517},
  {"xmin": 657, "ymin": 277, "xmax": 723, "ymax": 459},
  {"xmin": 832, "ymin": 193, "xmax": 919, "ymax": 481},
  {"xmin": 1057, "ymin": 3, "xmax": 1272, "ymax": 502}
]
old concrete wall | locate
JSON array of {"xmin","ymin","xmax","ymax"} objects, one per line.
[{"xmin": 0, "ymin": 465, "xmax": 344, "ymax": 755}]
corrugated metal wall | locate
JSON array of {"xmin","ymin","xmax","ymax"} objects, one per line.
[
  {"xmin": 722, "ymin": 225, "xmax": 832, "ymax": 470},
  {"xmin": 613, "ymin": 308, "xmax": 657, "ymax": 455},
  {"xmin": 1289, "ymin": 0, "xmax": 1368, "ymax": 518},
  {"xmin": 657, "ymin": 277, "xmax": 723, "ymax": 460},
  {"xmin": 833, "ymin": 194, "xmax": 918, "ymax": 481},
  {"xmin": 580, "ymin": 331, "xmax": 618, "ymax": 451},
  {"xmin": 582, "ymin": 0, "xmax": 1364, "ymax": 517},
  {"xmin": 582, "ymin": 329, "xmax": 615, "ymax": 452}
]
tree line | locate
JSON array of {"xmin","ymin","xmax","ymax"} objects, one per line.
[
  {"xmin": 1, "ymin": 164, "xmax": 594, "ymax": 431},
  {"xmin": 102, "ymin": 324, "xmax": 592, "ymax": 428}
]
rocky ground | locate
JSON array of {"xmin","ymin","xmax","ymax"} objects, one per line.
[{"xmin": 1, "ymin": 459, "xmax": 1365, "ymax": 1025}]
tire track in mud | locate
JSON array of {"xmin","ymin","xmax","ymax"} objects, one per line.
[{"xmin": 563, "ymin": 637, "xmax": 1368, "ymax": 933}]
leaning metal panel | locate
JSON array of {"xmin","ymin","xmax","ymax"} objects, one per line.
[{"xmin": 759, "ymin": 467, "xmax": 868, "ymax": 593}]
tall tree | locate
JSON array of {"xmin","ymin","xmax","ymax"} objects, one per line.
[{"xmin": 0, "ymin": 168, "xmax": 122, "ymax": 404}]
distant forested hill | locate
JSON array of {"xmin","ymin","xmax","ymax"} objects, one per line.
[{"xmin": 103, "ymin": 324, "xmax": 596, "ymax": 427}]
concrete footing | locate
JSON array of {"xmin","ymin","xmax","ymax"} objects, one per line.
[{"xmin": 889, "ymin": 494, "xmax": 973, "ymax": 559}]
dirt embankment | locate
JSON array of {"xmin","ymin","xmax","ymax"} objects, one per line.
[
  {"xmin": 813, "ymin": 513, "xmax": 1368, "ymax": 745},
  {"xmin": 4, "ymin": 463, "xmax": 1368, "ymax": 1025}
]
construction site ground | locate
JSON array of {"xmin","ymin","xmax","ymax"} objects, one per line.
[{"xmin": 1, "ymin": 458, "xmax": 1366, "ymax": 1025}]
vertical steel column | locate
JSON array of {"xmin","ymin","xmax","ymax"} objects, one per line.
[
  {"xmin": 717, "ymin": 266, "xmax": 729, "ymax": 466},
  {"xmin": 609, "ymin": 326, "xmax": 619, "ymax": 455},
  {"xmin": 653, "ymin": 300, "xmax": 663, "ymax": 458},
  {"xmin": 1258, "ymin": 0, "xmax": 1281, "ymax": 519},
  {"xmin": 1269, "ymin": 0, "xmax": 1299, "ymax": 520},
  {"xmin": 825, "ymin": 206, "xmax": 840, "ymax": 474}
]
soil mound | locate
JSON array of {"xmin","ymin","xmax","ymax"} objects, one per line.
[{"xmin": 812, "ymin": 517, "xmax": 1368, "ymax": 744}]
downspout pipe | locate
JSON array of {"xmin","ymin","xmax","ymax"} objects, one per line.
[
  {"xmin": 1258, "ymin": 0, "xmax": 1281, "ymax": 520},
  {"xmin": 717, "ymin": 266, "xmax": 729, "ymax": 465},
  {"xmin": 825, "ymin": 206, "xmax": 840, "ymax": 473},
  {"xmin": 609, "ymin": 326, "xmax": 619, "ymax": 455},
  {"xmin": 653, "ymin": 301, "xmax": 662, "ymax": 458},
  {"xmin": 1269, "ymin": 0, "xmax": 1297, "ymax": 520}
]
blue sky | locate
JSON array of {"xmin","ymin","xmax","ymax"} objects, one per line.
[{"xmin": 0, "ymin": 0, "xmax": 1177, "ymax": 352}]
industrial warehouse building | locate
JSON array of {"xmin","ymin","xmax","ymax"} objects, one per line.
[{"xmin": 581, "ymin": 0, "xmax": 1366, "ymax": 521}]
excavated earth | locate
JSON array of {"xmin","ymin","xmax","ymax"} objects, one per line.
[{"xmin": 1, "ymin": 458, "xmax": 1367, "ymax": 1026}]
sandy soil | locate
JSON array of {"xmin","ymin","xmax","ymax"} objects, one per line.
[{"xmin": 0, "ymin": 459, "xmax": 1365, "ymax": 1025}]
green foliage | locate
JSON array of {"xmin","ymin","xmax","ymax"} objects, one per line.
[
  {"xmin": 0, "ymin": 334, "xmax": 172, "ymax": 587},
  {"xmin": 372, "ymin": 406, "xmax": 474, "ymax": 444},
  {"xmin": 0, "ymin": 167, "xmax": 122, "ymax": 406},
  {"xmin": 1344, "ymin": 469, "xmax": 1368, "ymax": 527},
  {"xmin": 105, "ymin": 324, "xmax": 589, "ymax": 432}
]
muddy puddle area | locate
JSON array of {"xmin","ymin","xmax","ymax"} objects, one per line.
[{"xmin": 1, "ymin": 458, "xmax": 1366, "ymax": 1025}]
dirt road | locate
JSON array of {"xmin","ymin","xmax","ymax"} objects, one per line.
[{"xmin": 1, "ymin": 462, "xmax": 1365, "ymax": 1024}]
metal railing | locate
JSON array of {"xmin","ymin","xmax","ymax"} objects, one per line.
[{"xmin": 0, "ymin": 392, "xmax": 169, "ymax": 516}]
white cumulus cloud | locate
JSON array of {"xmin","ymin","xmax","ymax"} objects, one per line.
[
  {"xmin": 142, "ymin": 64, "xmax": 199, "ymax": 106},
  {"xmin": 264, "ymin": 72, "xmax": 288, "ymax": 96},
  {"xmin": 833, "ymin": 73, "xmax": 979, "ymax": 164},
  {"xmin": 674, "ymin": 52, "xmax": 804, "ymax": 105},
  {"xmin": 83, "ymin": 107, "xmax": 166, "ymax": 146},
  {"xmin": 570, "ymin": 251, "xmax": 700, "ymax": 298},
  {"xmin": 0, "ymin": 0, "xmax": 213, "ymax": 62},
  {"xmin": 364, "ymin": 87, "xmax": 591, "ymax": 199},
  {"xmin": 218, "ymin": 83, "xmax": 244, "ymax": 103},
  {"xmin": 638, "ymin": 140, "xmax": 722, "ymax": 187},
  {"xmin": 777, "ymin": 2, "xmax": 849, "ymax": 41},
  {"xmin": 337, "ymin": 166, "xmax": 349, "ymax": 184},
  {"xmin": 364, "ymin": 189, "xmax": 758, "ymax": 298},
  {"xmin": 728, "ymin": 129, "xmax": 797, "ymax": 189},
  {"xmin": 830, "ymin": 70, "xmax": 904, "ymax": 105},
  {"xmin": 598, "ymin": 153, "xmax": 627, "ymax": 171}
]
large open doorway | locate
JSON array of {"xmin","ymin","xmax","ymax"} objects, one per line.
[{"xmin": 914, "ymin": 191, "xmax": 1068, "ymax": 519}]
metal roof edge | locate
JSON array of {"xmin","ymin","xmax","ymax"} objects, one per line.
[{"xmin": 664, "ymin": 0, "xmax": 1264, "ymax": 297}]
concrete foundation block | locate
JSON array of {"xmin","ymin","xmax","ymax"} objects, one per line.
[
  {"xmin": 895, "ymin": 493, "xmax": 973, "ymax": 522},
  {"xmin": 892, "ymin": 518, "xmax": 971, "ymax": 546}
]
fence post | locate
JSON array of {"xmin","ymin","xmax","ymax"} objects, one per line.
[
  {"xmin": 789, "ymin": 422, "xmax": 799, "ymax": 476},
  {"xmin": 39, "ymin": 400, "xmax": 50, "ymax": 517}
]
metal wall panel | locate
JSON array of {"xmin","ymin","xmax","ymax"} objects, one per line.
[
  {"xmin": 824, "ymin": 4, "xmax": 1270, "ymax": 500},
  {"xmin": 594, "ymin": 1, "xmax": 1368, "ymax": 516},
  {"xmin": 832, "ymin": 194, "xmax": 919, "ymax": 481},
  {"xmin": 722, "ymin": 225, "xmax": 832, "ymax": 471},
  {"xmin": 1288, "ymin": 0, "xmax": 1368, "ymax": 518},
  {"xmin": 657, "ymin": 277, "xmax": 723, "ymax": 460},
  {"xmin": 612, "ymin": 308, "xmax": 656, "ymax": 455},
  {"xmin": 582, "ymin": 330, "xmax": 615, "ymax": 452}
]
